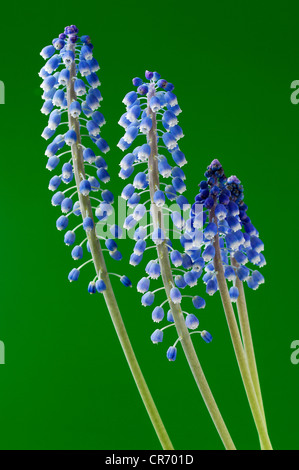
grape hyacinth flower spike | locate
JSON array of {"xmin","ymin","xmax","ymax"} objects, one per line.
[
  {"xmin": 186, "ymin": 159, "xmax": 272, "ymax": 449},
  {"xmin": 118, "ymin": 71, "xmax": 236, "ymax": 450},
  {"xmin": 40, "ymin": 27, "xmax": 173, "ymax": 450}
]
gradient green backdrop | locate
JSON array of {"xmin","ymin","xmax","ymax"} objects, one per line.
[{"xmin": 0, "ymin": 0, "xmax": 297, "ymax": 450}]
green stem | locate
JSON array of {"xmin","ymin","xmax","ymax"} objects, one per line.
[
  {"xmin": 65, "ymin": 43, "xmax": 173, "ymax": 450},
  {"xmin": 211, "ymin": 214, "xmax": 272, "ymax": 450},
  {"xmin": 231, "ymin": 259, "xmax": 267, "ymax": 425},
  {"xmin": 146, "ymin": 83, "xmax": 236, "ymax": 450}
]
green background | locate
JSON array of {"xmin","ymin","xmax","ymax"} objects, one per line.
[{"xmin": 0, "ymin": 0, "xmax": 298, "ymax": 450}]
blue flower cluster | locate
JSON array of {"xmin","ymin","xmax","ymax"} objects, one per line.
[
  {"xmin": 40, "ymin": 25, "xmax": 129, "ymax": 293},
  {"xmin": 118, "ymin": 71, "xmax": 212, "ymax": 360},
  {"xmin": 182, "ymin": 159, "xmax": 266, "ymax": 301}
]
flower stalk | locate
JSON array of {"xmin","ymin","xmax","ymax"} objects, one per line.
[
  {"xmin": 146, "ymin": 83, "xmax": 236, "ymax": 450},
  {"xmin": 41, "ymin": 27, "xmax": 173, "ymax": 450},
  {"xmin": 232, "ymin": 258, "xmax": 266, "ymax": 424},
  {"xmin": 66, "ymin": 42, "xmax": 173, "ymax": 452},
  {"xmin": 211, "ymin": 207, "xmax": 272, "ymax": 450},
  {"xmin": 189, "ymin": 159, "xmax": 272, "ymax": 448},
  {"xmin": 209, "ymin": 190, "xmax": 272, "ymax": 450}
]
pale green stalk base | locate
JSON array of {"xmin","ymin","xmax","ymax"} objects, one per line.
[
  {"xmin": 212, "ymin": 219, "xmax": 272, "ymax": 450},
  {"xmin": 146, "ymin": 84, "xmax": 236, "ymax": 450},
  {"xmin": 64, "ymin": 44, "xmax": 173, "ymax": 450},
  {"xmin": 232, "ymin": 259, "xmax": 267, "ymax": 425}
]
